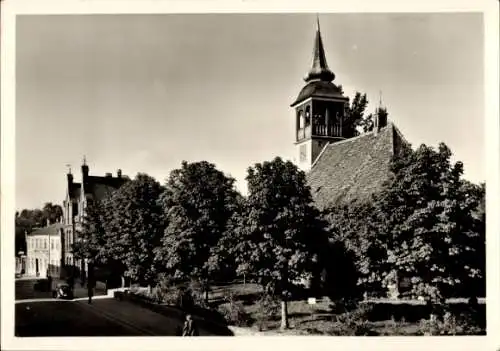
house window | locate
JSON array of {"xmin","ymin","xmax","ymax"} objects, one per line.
[
  {"xmin": 51, "ymin": 240, "xmax": 54, "ymax": 250},
  {"xmin": 44, "ymin": 240, "xmax": 47, "ymax": 250}
]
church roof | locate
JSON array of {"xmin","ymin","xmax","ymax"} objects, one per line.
[
  {"xmin": 291, "ymin": 80, "xmax": 346, "ymax": 106},
  {"xmin": 307, "ymin": 123, "xmax": 408, "ymax": 210}
]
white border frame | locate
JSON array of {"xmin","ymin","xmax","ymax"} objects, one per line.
[{"xmin": 2, "ymin": 1, "xmax": 499, "ymax": 350}]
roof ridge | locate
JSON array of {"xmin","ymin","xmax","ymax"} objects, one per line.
[
  {"xmin": 388, "ymin": 121, "xmax": 409, "ymax": 147},
  {"xmin": 311, "ymin": 141, "xmax": 332, "ymax": 169}
]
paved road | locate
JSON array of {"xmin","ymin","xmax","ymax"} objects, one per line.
[
  {"xmin": 15, "ymin": 278, "xmax": 232, "ymax": 336},
  {"xmin": 16, "ymin": 298, "xmax": 232, "ymax": 336},
  {"xmin": 16, "ymin": 300, "xmax": 146, "ymax": 336}
]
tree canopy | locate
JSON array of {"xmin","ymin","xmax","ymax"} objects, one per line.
[
  {"xmin": 155, "ymin": 161, "xmax": 240, "ymax": 294},
  {"xmin": 231, "ymin": 157, "xmax": 328, "ymax": 328},
  {"xmin": 323, "ymin": 142, "xmax": 485, "ymax": 301}
]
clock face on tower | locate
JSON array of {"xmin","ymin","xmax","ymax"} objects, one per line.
[{"xmin": 300, "ymin": 145, "xmax": 307, "ymax": 162}]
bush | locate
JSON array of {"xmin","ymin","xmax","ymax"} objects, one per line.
[
  {"xmin": 149, "ymin": 276, "xmax": 208, "ymax": 310},
  {"xmin": 328, "ymin": 304, "xmax": 376, "ymax": 336},
  {"xmin": 185, "ymin": 280, "xmax": 209, "ymax": 309},
  {"xmin": 216, "ymin": 290, "xmax": 253, "ymax": 327},
  {"xmin": 255, "ymin": 293, "xmax": 280, "ymax": 331},
  {"xmin": 417, "ymin": 311, "xmax": 484, "ymax": 336}
]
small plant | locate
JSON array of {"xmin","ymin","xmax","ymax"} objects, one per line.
[
  {"xmin": 328, "ymin": 304, "xmax": 375, "ymax": 336},
  {"xmin": 254, "ymin": 293, "xmax": 281, "ymax": 331},
  {"xmin": 417, "ymin": 310, "xmax": 484, "ymax": 336},
  {"xmin": 185, "ymin": 280, "xmax": 209, "ymax": 309},
  {"xmin": 216, "ymin": 289, "xmax": 253, "ymax": 327}
]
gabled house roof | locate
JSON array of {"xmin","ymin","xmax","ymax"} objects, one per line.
[
  {"xmin": 68, "ymin": 174, "xmax": 129, "ymax": 203},
  {"xmin": 27, "ymin": 223, "xmax": 64, "ymax": 237},
  {"xmin": 307, "ymin": 123, "xmax": 408, "ymax": 210},
  {"xmin": 84, "ymin": 176, "xmax": 128, "ymax": 201}
]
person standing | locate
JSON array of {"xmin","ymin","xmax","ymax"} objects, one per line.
[
  {"xmin": 87, "ymin": 277, "xmax": 94, "ymax": 304},
  {"xmin": 182, "ymin": 314, "xmax": 199, "ymax": 336}
]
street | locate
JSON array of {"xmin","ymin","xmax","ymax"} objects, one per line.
[{"xmin": 15, "ymin": 279, "xmax": 232, "ymax": 336}]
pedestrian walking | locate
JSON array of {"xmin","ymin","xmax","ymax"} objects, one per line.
[
  {"xmin": 87, "ymin": 278, "xmax": 94, "ymax": 304},
  {"xmin": 67, "ymin": 275, "xmax": 74, "ymax": 288},
  {"xmin": 182, "ymin": 314, "xmax": 199, "ymax": 336},
  {"xmin": 46, "ymin": 271, "xmax": 52, "ymax": 292}
]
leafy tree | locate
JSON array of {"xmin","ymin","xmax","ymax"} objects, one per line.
[
  {"xmin": 15, "ymin": 205, "xmax": 63, "ymax": 255},
  {"xmin": 344, "ymin": 92, "xmax": 389, "ymax": 135},
  {"xmin": 232, "ymin": 157, "xmax": 328, "ymax": 329},
  {"xmin": 155, "ymin": 161, "xmax": 240, "ymax": 301},
  {"xmin": 207, "ymin": 192, "xmax": 246, "ymax": 283},
  {"xmin": 347, "ymin": 92, "xmax": 369, "ymax": 126},
  {"xmin": 105, "ymin": 173, "xmax": 165, "ymax": 289},
  {"xmin": 323, "ymin": 201, "xmax": 387, "ymax": 298},
  {"xmin": 72, "ymin": 199, "xmax": 109, "ymax": 262},
  {"xmin": 42, "ymin": 202, "xmax": 63, "ymax": 224},
  {"xmin": 371, "ymin": 143, "xmax": 485, "ymax": 301}
]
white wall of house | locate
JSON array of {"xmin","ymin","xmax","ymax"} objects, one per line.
[{"xmin": 25, "ymin": 234, "xmax": 61, "ymax": 278}]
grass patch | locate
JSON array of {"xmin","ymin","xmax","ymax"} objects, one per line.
[{"xmin": 205, "ymin": 282, "xmax": 486, "ymax": 336}]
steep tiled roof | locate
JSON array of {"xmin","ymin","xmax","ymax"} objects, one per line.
[
  {"xmin": 83, "ymin": 175, "xmax": 128, "ymax": 202},
  {"xmin": 307, "ymin": 123, "xmax": 408, "ymax": 210},
  {"xmin": 28, "ymin": 223, "xmax": 64, "ymax": 236}
]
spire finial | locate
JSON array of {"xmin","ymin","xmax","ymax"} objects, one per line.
[
  {"xmin": 304, "ymin": 16, "xmax": 335, "ymax": 83},
  {"xmin": 83, "ymin": 155, "xmax": 87, "ymax": 166},
  {"xmin": 379, "ymin": 90, "xmax": 383, "ymax": 107},
  {"xmin": 66, "ymin": 164, "xmax": 72, "ymax": 174}
]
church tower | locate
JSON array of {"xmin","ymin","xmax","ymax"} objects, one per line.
[{"xmin": 291, "ymin": 18, "xmax": 353, "ymax": 172}]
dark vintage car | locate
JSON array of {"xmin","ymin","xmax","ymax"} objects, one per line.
[{"xmin": 52, "ymin": 283, "xmax": 74, "ymax": 300}]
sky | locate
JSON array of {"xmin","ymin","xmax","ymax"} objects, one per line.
[{"xmin": 15, "ymin": 13, "xmax": 485, "ymax": 211}]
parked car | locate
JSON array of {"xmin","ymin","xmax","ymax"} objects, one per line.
[{"xmin": 52, "ymin": 283, "xmax": 74, "ymax": 300}]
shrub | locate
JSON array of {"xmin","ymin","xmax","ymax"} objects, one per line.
[
  {"xmin": 217, "ymin": 290, "xmax": 253, "ymax": 327},
  {"xmin": 417, "ymin": 311, "xmax": 484, "ymax": 336},
  {"xmin": 329, "ymin": 298, "xmax": 360, "ymax": 314},
  {"xmin": 328, "ymin": 304, "xmax": 376, "ymax": 336},
  {"xmin": 186, "ymin": 280, "xmax": 209, "ymax": 308},
  {"xmin": 254, "ymin": 293, "xmax": 280, "ymax": 331}
]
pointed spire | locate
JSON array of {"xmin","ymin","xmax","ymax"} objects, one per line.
[
  {"xmin": 82, "ymin": 155, "xmax": 87, "ymax": 166},
  {"xmin": 305, "ymin": 15, "xmax": 335, "ymax": 83}
]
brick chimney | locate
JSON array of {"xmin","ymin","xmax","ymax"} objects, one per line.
[
  {"xmin": 117, "ymin": 169, "xmax": 122, "ymax": 178},
  {"xmin": 373, "ymin": 107, "xmax": 388, "ymax": 136},
  {"xmin": 82, "ymin": 156, "xmax": 89, "ymax": 179}
]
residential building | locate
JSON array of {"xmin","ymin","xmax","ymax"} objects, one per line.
[
  {"xmin": 25, "ymin": 220, "xmax": 64, "ymax": 278},
  {"xmin": 62, "ymin": 159, "xmax": 129, "ymax": 278}
]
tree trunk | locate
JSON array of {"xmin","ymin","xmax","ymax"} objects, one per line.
[
  {"xmin": 204, "ymin": 282, "xmax": 209, "ymax": 303},
  {"xmin": 280, "ymin": 299, "xmax": 289, "ymax": 330}
]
